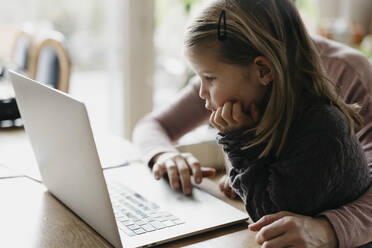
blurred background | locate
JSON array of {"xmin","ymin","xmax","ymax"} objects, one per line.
[{"xmin": 0, "ymin": 0, "xmax": 371, "ymax": 140}]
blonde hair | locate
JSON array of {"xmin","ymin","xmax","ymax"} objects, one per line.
[{"xmin": 185, "ymin": 0, "xmax": 363, "ymax": 158}]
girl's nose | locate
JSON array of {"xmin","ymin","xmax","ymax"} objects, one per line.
[{"xmin": 199, "ymin": 82, "xmax": 208, "ymax": 100}]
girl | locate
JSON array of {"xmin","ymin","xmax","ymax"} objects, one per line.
[{"xmin": 183, "ymin": 0, "xmax": 371, "ymax": 223}]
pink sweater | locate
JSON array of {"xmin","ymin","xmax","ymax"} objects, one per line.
[{"xmin": 133, "ymin": 35, "xmax": 372, "ymax": 247}]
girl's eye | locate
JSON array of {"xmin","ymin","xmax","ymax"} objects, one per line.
[{"xmin": 205, "ymin": 76, "xmax": 216, "ymax": 82}]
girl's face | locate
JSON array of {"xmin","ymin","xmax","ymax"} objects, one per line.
[{"xmin": 186, "ymin": 48, "xmax": 268, "ymax": 113}]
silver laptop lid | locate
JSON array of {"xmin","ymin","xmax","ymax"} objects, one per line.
[{"xmin": 9, "ymin": 70, "xmax": 122, "ymax": 248}]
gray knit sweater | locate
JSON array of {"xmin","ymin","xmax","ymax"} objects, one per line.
[{"xmin": 217, "ymin": 98, "xmax": 371, "ymax": 222}]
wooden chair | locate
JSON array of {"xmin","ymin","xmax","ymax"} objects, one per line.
[
  {"xmin": 31, "ymin": 31, "xmax": 71, "ymax": 93},
  {"xmin": 10, "ymin": 28, "xmax": 35, "ymax": 76}
]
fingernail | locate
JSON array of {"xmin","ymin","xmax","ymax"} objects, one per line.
[
  {"xmin": 174, "ymin": 183, "xmax": 179, "ymax": 189},
  {"xmin": 185, "ymin": 188, "xmax": 191, "ymax": 195},
  {"xmin": 196, "ymin": 177, "xmax": 201, "ymax": 183}
]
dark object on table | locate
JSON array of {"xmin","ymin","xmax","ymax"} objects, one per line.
[
  {"xmin": 0, "ymin": 97, "xmax": 21, "ymax": 127},
  {"xmin": 0, "ymin": 66, "xmax": 5, "ymax": 78}
]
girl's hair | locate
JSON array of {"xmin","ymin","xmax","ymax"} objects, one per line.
[{"xmin": 184, "ymin": 0, "xmax": 363, "ymax": 158}]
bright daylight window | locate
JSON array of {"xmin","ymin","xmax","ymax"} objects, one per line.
[{"xmin": 0, "ymin": 0, "xmax": 111, "ymax": 131}]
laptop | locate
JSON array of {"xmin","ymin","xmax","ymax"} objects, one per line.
[{"xmin": 9, "ymin": 70, "xmax": 248, "ymax": 248}]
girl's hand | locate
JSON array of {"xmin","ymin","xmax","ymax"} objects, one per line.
[
  {"xmin": 210, "ymin": 101, "xmax": 260, "ymax": 134},
  {"xmin": 219, "ymin": 174, "xmax": 237, "ymax": 199},
  {"xmin": 249, "ymin": 211, "xmax": 337, "ymax": 248},
  {"xmin": 152, "ymin": 152, "xmax": 216, "ymax": 195}
]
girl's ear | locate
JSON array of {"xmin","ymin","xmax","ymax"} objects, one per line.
[{"xmin": 253, "ymin": 56, "xmax": 274, "ymax": 86}]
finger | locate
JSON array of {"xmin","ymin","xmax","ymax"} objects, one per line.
[
  {"xmin": 214, "ymin": 107, "xmax": 228, "ymax": 129},
  {"xmin": 165, "ymin": 160, "xmax": 180, "ymax": 191},
  {"xmin": 232, "ymin": 102, "xmax": 251, "ymax": 123},
  {"xmin": 209, "ymin": 111, "xmax": 223, "ymax": 131},
  {"xmin": 249, "ymin": 211, "xmax": 291, "ymax": 231},
  {"xmin": 221, "ymin": 102, "xmax": 236, "ymax": 125},
  {"xmin": 219, "ymin": 176, "xmax": 226, "ymax": 192},
  {"xmin": 223, "ymin": 177, "xmax": 231, "ymax": 195},
  {"xmin": 230, "ymin": 188, "xmax": 237, "ymax": 199},
  {"xmin": 174, "ymin": 156, "xmax": 192, "ymax": 195},
  {"xmin": 250, "ymin": 102, "xmax": 261, "ymax": 123},
  {"xmin": 201, "ymin": 167, "xmax": 216, "ymax": 177},
  {"xmin": 153, "ymin": 162, "xmax": 166, "ymax": 180},
  {"xmin": 255, "ymin": 218, "xmax": 288, "ymax": 245},
  {"xmin": 224, "ymin": 179, "xmax": 237, "ymax": 199},
  {"xmin": 185, "ymin": 154, "xmax": 202, "ymax": 184}
]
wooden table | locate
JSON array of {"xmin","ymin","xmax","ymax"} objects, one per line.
[{"xmin": 0, "ymin": 128, "xmax": 261, "ymax": 248}]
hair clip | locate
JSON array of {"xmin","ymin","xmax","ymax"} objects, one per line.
[{"xmin": 217, "ymin": 10, "xmax": 227, "ymax": 41}]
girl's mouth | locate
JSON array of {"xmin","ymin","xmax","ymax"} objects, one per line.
[{"xmin": 205, "ymin": 104, "xmax": 215, "ymax": 111}]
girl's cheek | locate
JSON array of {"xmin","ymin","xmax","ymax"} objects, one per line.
[{"xmin": 213, "ymin": 93, "xmax": 230, "ymax": 106}]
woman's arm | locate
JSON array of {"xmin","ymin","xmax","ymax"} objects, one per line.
[
  {"xmin": 319, "ymin": 184, "xmax": 372, "ymax": 247},
  {"xmin": 132, "ymin": 76, "xmax": 210, "ymax": 166}
]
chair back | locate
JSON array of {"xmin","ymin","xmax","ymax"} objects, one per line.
[
  {"xmin": 32, "ymin": 32, "xmax": 70, "ymax": 93},
  {"xmin": 11, "ymin": 30, "xmax": 33, "ymax": 74}
]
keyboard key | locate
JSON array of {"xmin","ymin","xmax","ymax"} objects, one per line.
[
  {"xmin": 174, "ymin": 219, "xmax": 185, "ymax": 225},
  {"xmin": 135, "ymin": 220, "xmax": 147, "ymax": 226},
  {"xmin": 143, "ymin": 206, "xmax": 151, "ymax": 212},
  {"xmin": 149, "ymin": 213, "xmax": 162, "ymax": 218},
  {"xmin": 134, "ymin": 228, "xmax": 146, "ymax": 235},
  {"xmin": 125, "ymin": 212, "xmax": 138, "ymax": 220},
  {"xmin": 118, "ymin": 224, "xmax": 136, "ymax": 237},
  {"xmin": 134, "ymin": 193, "xmax": 145, "ymax": 200},
  {"xmin": 115, "ymin": 212, "xmax": 124, "ymax": 218},
  {"xmin": 162, "ymin": 212, "xmax": 173, "ymax": 217},
  {"xmin": 121, "ymin": 219, "xmax": 134, "ymax": 226},
  {"xmin": 169, "ymin": 215, "xmax": 178, "ymax": 221},
  {"xmin": 117, "ymin": 216, "xmax": 129, "ymax": 222},
  {"xmin": 156, "ymin": 216, "xmax": 169, "ymax": 222},
  {"xmin": 150, "ymin": 203, "xmax": 160, "ymax": 209},
  {"xmin": 143, "ymin": 217, "xmax": 154, "ymax": 222},
  {"xmin": 127, "ymin": 224, "xmax": 141, "ymax": 230},
  {"xmin": 134, "ymin": 209, "xmax": 146, "ymax": 217},
  {"xmin": 163, "ymin": 220, "xmax": 176, "ymax": 227},
  {"xmin": 120, "ymin": 208, "xmax": 129, "ymax": 214},
  {"xmin": 150, "ymin": 221, "xmax": 166, "ymax": 230},
  {"xmin": 142, "ymin": 223, "xmax": 156, "ymax": 232}
]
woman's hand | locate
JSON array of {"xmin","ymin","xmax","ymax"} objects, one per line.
[
  {"xmin": 249, "ymin": 211, "xmax": 338, "ymax": 248},
  {"xmin": 209, "ymin": 101, "xmax": 260, "ymax": 134},
  {"xmin": 152, "ymin": 152, "xmax": 216, "ymax": 195},
  {"xmin": 219, "ymin": 174, "xmax": 238, "ymax": 199}
]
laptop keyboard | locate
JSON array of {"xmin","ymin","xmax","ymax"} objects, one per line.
[{"xmin": 107, "ymin": 181, "xmax": 185, "ymax": 237}]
